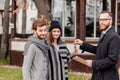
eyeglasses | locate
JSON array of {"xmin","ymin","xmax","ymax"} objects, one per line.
[{"xmin": 99, "ymin": 19, "xmax": 111, "ymax": 21}]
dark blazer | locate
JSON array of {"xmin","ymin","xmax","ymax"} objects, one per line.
[{"xmin": 80, "ymin": 27, "xmax": 120, "ymax": 80}]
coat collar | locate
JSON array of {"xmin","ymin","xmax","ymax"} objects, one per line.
[
  {"xmin": 99, "ymin": 27, "xmax": 115, "ymax": 42},
  {"xmin": 23, "ymin": 35, "xmax": 49, "ymax": 55}
]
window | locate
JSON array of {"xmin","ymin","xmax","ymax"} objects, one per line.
[
  {"xmin": 86, "ymin": 0, "xmax": 112, "ymax": 38},
  {"xmin": 116, "ymin": 0, "xmax": 120, "ymax": 35},
  {"xmin": 86, "ymin": 0, "xmax": 103, "ymax": 38},
  {"xmin": 52, "ymin": 0, "xmax": 76, "ymax": 38}
]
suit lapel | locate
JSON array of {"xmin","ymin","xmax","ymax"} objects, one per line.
[
  {"xmin": 99, "ymin": 27, "xmax": 114, "ymax": 43},
  {"xmin": 99, "ymin": 34, "xmax": 106, "ymax": 42}
]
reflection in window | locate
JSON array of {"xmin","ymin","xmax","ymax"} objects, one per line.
[
  {"xmin": 52, "ymin": 0, "xmax": 76, "ymax": 37},
  {"xmin": 86, "ymin": 0, "xmax": 102, "ymax": 38}
]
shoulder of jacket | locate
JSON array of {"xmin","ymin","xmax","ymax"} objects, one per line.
[{"xmin": 28, "ymin": 43, "xmax": 38, "ymax": 49}]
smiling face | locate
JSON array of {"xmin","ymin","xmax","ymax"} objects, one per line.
[
  {"xmin": 99, "ymin": 13, "xmax": 112, "ymax": 31},
  {"xmin": 35, "ymin": 25, "xmax": 48, "ymax": 39},
  {"xmin": 52, "ymin": 28, "xmax": 61, "ymax": 40}
]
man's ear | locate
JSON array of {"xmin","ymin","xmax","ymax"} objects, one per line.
[{"xmin": 110, "ymin": 20, "xmax": 113, "ymax": 25}]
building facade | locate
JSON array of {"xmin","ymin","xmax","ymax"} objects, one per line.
[
  {"xmin": 0, "ymin": 0, "xmax": 120, "ymax": 42},
  {"xmin": 10, "ymin": 0, "xmax": 119, "ymax": 42}
]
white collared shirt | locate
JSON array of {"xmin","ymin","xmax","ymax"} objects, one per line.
[{"xmin": 102, "ymin": 26, "xmax": 112, "ymax": 34}]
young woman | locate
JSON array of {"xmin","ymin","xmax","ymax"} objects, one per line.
[
  {"xmin": 22, "ymin": 16, "xmax": 50, "ymax": 80},
  {"xmin": 48, "ymin": 21, "xmax": 77, "ymax": 80}
]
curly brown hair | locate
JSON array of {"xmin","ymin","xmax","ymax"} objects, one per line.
[{"xmin": 32, "ymin": 15, "xmax": 50, "ymax": 30}]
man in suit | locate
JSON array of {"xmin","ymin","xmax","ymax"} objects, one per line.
[{"xmin": 74, "ymin": 11, "xmax": 120, "ymax": 80}]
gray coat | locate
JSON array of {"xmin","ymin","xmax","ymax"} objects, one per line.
[
  {"xmin": 22, "ymin": 35, "xmax": 50, "ymax": 80},
  {"xmin": 80, "ymin": 27, "xmax": 120, "ymax": 80}
]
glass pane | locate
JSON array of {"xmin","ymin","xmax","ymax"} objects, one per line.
[
  {"xmin": 117, "ymin": 2, "xmax": 120, "ymax": 35},
  {"xmin": 96, "ymin": 1, "xmax": 103, "ymax": 37},
  {"xmin": 64, "ymin": 0, "xmax": 76, "ymax": 37},
  {"xmin": 86, "ymin": 0, "xmax": 94, "ymax": 37},
  {"xmin": 86, "ymin": 0, "xmax": 102, "ymax": 37}
]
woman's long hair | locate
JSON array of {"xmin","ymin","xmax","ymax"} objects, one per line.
[{"xmin": 48, "ymin": 31, "xmax": 61, "ymax": 46}]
